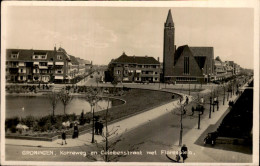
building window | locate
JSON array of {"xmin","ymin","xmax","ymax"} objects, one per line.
[
  {"xmin": 21, "ymin": 69, "xmax": 23, "ymax": 73},
  {"xmin": 57, "ymin": 55, "xmax": 62, "ymax": 60},
  {"xmin": 116, "ymin": 70, "xmax": 121, "ymax": 74},
  {"xmin": 184, "ymin": 57, "xmax": 190, "ymax": 75},
  {"xmin": 20, "ymin": 76, "xmax": 23, "ymax": 80},
  {"xmin": 155, "ymin": 78, "xmax": 158, "ymax": 81}
]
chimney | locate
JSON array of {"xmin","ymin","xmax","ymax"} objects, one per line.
[
  {"xmin": 54, "ymin": 44, "xmax": 56, "ymax": 52},
  {"xmin": 157, "ymin": 57, "xmax": 160, "ymax": 62}
]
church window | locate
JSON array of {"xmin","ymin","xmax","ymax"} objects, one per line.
[{"xmin": 184, "ymin": 57, "xmax": 190, "ymax": 75}]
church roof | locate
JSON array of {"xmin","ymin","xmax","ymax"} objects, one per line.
[
  {"xmin": 165, "ymin": 9, "xmax": 174, "ymax": 27},
  {"xmin": 189, "ymin": 47, "xmax": 214, "ymax": 58},
  {"xmin": 174, "ymin": 45, "xmax": 213, "ymax": 70},
  {"xmin": 112, "ymin": 52, "xmax": 160, "ymax": 65}
]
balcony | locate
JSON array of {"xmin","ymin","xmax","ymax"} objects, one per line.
[
  {"xmin": 18, "ymin": 62, "xmax": 25, "ymax": 67},
  {"xmin": 7, "ymin": 64, "xmax": 19, "ymax": 68},
  {"xmin": 48, "ymin": 62, "xmax": 53, "ymax": 66},
  {"xmin": 55, "ymin": 62, "xmax": 64, "ymax": 65},
  {"xmin": 39, "ymin": 66, "xmax": 48, "ymax": 69}
]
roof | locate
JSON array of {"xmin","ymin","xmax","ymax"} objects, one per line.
[
  {"xmin": 189, "ymin": 47, "xmax": 214, "ymax": 58},
  {"xmin": 112, "ymin": 52, "xmax": 160, "ymax": 65},
  {"xmin": 6, "ymin": 48, "xmax": 90, "ymax": 64},
  {"xmin": 165, "ymin": 9, "xmax": 174, "ymax": 27},
  {"xmin": 6, "ymin": 49, "xmax": 55, "ymax": 61},
  {"xmin": 174, "ymin": 45, "xmax": 213, "ymax": 69},
  {"xmin": 69, "ymin": 55, "xmax": 79, "ymax": 65}
]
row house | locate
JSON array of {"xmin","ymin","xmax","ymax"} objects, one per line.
[
  {"xmin": 6, "ymin": 47, "xmax": 89, "ymax": 83},
  {"xmin": 214, "ymin": 59, "xmax": 241, "ymax": 81},
  {"xmin": 108, "ymin": 52, "xmax": 160, "ymax": 83}
]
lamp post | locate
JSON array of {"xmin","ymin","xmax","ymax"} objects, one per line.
[
  {"xmin": 198, "ymin": 110, "xmax": 201, "ymax": 129},
  {"xmin": 179, "ymin": 98, "xmax": 183, "ymax": 147},
  {"xmin": 91, "ymin": 103, "xmax": 95, "ymax": 143},
  {"xmin": 209, "ymin": 97, "xmax": 212, "ymax": 119},
  {"xmin": 189, "ymin": 83, "xmax": 190, "ymax": 96},
  {"xmin": 223, "ymin": 85, "xmax": 225, "ymax": 105}
]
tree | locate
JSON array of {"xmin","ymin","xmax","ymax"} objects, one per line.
[
  {"xmin": 111, "ymin": 76, "xmax": 118, "ymax": 93},
  {"xmin": 47, "ymin": 91, "xmax": 59, "ymax": 116},
  {"xmin": 85, "ymin": 90, "xmax": 130, "ymax": 162},
  {"xmin": 59, "ymin": 89, "xmax": 73, "ymax": 115},
  {"xmin": 85, "ymin": 87, "xmax": 103, "ymax": 143}
]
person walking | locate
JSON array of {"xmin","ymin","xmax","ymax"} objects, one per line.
[
  {"xmin": 61, "ymin": 130, "xmax": 67, "ymax": 145},
  {"xmin": 181, "ymin": 144, "xmax": 188, "ymax": 163},
  {"xmin": 73, "ymin": 123, "xmax": 79, "ymax": 138},
  {"xmin": 185, "ymin": 96, "xmax": 189, "ymax": 105},
  {"xmin": 191, "ymin": 106, "xmax": 195, "ymax": 116}
]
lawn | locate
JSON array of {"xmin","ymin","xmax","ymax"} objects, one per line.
[{"xmin": 96, "ymin": 88, "xmax": 178, "ymax": 122}]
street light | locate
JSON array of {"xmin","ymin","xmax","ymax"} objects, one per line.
[
  {"xmin": 209, "ymin": 97, "xmax": 212, "ymax": 119},
  {"xmin": 179, "ymin": 98, "xmax": 184, "ymax": 147},
  {"xmin": 223, "ymin": 84, "xmax": 225, "ymax": 105}
]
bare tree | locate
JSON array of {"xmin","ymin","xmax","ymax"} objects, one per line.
[
  {"xmin": 111, "ymin": 76, "xmax": 118, "ymax": 93},
  {"xmin": 59, "ymin": 89, "xmax": 73, "ymax": 115},
  {"xmin": 85, "ymin": 87, "xmax": 103, "ymax": 143},
  {"xmin": 47, "ymin": 91, "xmax": 59, "ymax": 116}
]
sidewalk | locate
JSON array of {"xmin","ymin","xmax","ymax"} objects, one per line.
[
  {"xmin": 168, "ymin": 85, "xmax": 252, "ymax": 163},
  {"xmin": 6, "ymin": 92, "xmax": 193, "ymax": 148}
]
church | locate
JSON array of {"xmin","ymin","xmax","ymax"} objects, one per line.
[{"xmin": 163, "ymin": 10, "xmax": 215, "ymax": 84}]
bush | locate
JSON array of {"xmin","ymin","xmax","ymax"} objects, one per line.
[
  {"xmin": 5, "ymin": 117, "xmax": 20, "ymax": 133},
  {"xmin": 21, "ymin": 115, "xmax": 35, "ymax": 128}
]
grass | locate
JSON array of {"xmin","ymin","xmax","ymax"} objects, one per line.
[{"xmin": 96, "ymin": 89, "xmax": 177, "ymax": 122}]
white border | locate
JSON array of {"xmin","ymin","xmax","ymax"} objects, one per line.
[{"xmin": 1, "ymin": 0, "xmax": 259, "ymax": 166}]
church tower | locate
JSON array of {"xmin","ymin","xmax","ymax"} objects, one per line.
[{"xmin": 163, "ymin": 9, "xmax": 175, "ymax": 82}]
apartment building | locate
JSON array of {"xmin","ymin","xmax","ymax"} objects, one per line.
[
  {"xmin": 6, "ymin": 47, "xmax": 89, "ymax": 83},
  {"xmin": 108, "ymin": 52, "xmax": 160, "ymax": 83}
]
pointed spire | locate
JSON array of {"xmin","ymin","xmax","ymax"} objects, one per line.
[{"xmin": 165, "ymin": 9, "xmax": 174, "ymax": 27}]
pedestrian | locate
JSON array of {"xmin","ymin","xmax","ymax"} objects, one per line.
[
  {"xmin": 95, "ymin": 121, "xmax": 99, "ymax": 135},
  {"xmin": 61, "ymin": 130, "xmax": 67, "ymax": 145},
  {"xmin": 191, "ymin": 106, "xmax": 195, "ymax": 116},
  {"xmin": 181, "ymin": 144, "xmax": 188, "ymax": 163},
  {"xmin": 200, "ymin": 97, "xmax": 204, "ymax": 105},
  {"xmin": 73, "ymin": 123, "xmax": 79, "ymax": 138},
  {"xmin": 185, "ymin": 96, "xmax": 189, "ymax": 105},
  {"xmin": 183, "ymin": 106, "xmax": 186, "ymax": 115},
  {"xmin": 99, "ymin": 122, "xmax": 103, "ymax": 135}
]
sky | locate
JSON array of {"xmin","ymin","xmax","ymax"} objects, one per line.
[{"xmin": 4, "ymin": 6, "xmax": 254, "ymax": 69}]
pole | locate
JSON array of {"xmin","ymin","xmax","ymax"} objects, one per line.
[
  {"xmin": 217, "ymin": 96, "xmax": 219, "ymax": 111},
  {"xmin": 189, "ymin": 83, "xmax": 190, "ymax": 96},
  {"xmin": 223, "ymin": 86, "xmax": 225, "ymax": 105},
  {"xmin": 91, "ymin": 105, "xmax": 95, "ymax": 143},
  {"xmin": 209, "ymin": 97, "xmax": 212, "ymax": 119},
  {"xmin": 179, "ymin": 105, "xmax": 183, "ymax": 146},
  {"xmin": 198, "ymin": 112, "xmax": 201, "ymax": 129}
]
